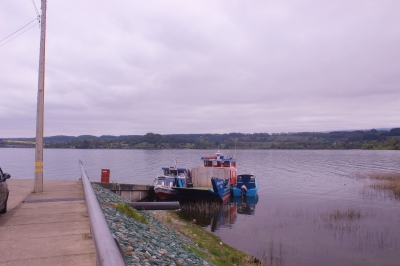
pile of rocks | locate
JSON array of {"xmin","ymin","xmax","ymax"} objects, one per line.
[{"xmin": 92, "ymin": 184, "xmax": 212, "ymax": 266}]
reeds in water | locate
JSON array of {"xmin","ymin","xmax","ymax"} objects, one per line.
[
  {"xmin": 327, "ymin": 208, "xmax": 363, "ymax": 221},
  {"xmin": 319, "ymin": 207, "xmax": 374, "ymax": 242},
  {"xmin": 353, "ymin": 172, "xmax": 400, "ymax": 199},
  {"xmin": 178, "ymin": 201, "xmax": 224, "ymax": 225},
  {"xmin": 180, "ymin": 201, "xmax": 223, "ymax": 215},
  {"xmin": 261, "ymin": 236, "xmax": 284, "ymax": 266}
]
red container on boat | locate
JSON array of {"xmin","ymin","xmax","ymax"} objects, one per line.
[{"xmin": 101, "ymin": 169, "xmax": 110, "ymax": 183}]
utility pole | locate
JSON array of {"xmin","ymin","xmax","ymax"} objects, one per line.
[{"xmin": 34, "ymin": 0, "xmax": 47, "ymax": 193}]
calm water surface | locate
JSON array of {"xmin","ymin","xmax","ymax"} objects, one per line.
[{"xmin": 1, "ymin": 148, "xmax": 399, "ymax": 265}]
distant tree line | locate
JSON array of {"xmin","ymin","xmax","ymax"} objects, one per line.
[{"xmin": 1, "ymin": 128, "xmax": 400, "ymax": 150}]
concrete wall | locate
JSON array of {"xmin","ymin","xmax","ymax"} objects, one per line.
[{"xmin": 92, "ymin": 182, "xmax": 154, "ymax": 202}]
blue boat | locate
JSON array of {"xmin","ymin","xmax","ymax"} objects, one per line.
[{"xmin": 232, "ymin": 173, "xmax": 259, "ymax": 197}]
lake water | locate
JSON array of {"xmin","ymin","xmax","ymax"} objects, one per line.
[{"xmin": 1, "ymin": 148, "xmax": 399, "ymax": 265}]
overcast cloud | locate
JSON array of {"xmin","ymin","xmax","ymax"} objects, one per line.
[{"xmin": 1, "ymin": 0, "xmax": 399, "ymax": 138}]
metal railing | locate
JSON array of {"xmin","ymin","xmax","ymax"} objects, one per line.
[{"xmin": 79, "ymin": 160, "xmax": 127, "ymax": 266}]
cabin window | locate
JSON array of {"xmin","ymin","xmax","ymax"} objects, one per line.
[
  {"xmin": 237, "ymin": 176, "xmax": 242, "ymax": 182},
  {"xmin": 204, "ymin": 161, "xmax": 212, "ymax": 167},
  {"xmin": 178, "ymin": 169, "xmax": 185, "ymax": 177},
  {"xmin": 169, "ymin": 170, "xmax": 177, "ymax": 176},
  {"xmin": 213, "ymin": 161, "xmax": 221, "ymax": 167},
  {"xmin": 250, "ymin": 176, "xmax": 255, "ymax": 182}
]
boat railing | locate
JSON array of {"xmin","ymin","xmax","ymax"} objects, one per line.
[{"xmin": 79, "ymin": 160, "xmax": 127, "ymax": 266}]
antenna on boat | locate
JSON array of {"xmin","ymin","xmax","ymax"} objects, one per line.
[
  {"xmin": 233, "ymin": 138, "xmax": 238, "ymax": 158},
  {"xmin": 215, "ymin": 149, "xmax": 222, "ymax": 160},
  {"xmin": 173, "ymin": 159, "xmax": 178, "ymax": 169}
]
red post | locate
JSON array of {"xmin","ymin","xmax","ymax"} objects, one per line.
[{"xmin": 101, "ymin": 169, "xmax": 110, "ymax": 183}]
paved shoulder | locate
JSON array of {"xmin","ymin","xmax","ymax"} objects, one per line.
[{"xmin": 0, "ymin": 179, "xmax": 96, "ymax": 266}]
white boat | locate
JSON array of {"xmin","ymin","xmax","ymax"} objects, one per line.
[{"xmin": 153, "ymin": 160, "xmax": 191, "ymax": 200}]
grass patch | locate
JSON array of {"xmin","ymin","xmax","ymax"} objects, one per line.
[
  {"xmin": 113, "ymin": 203, "xmax": 148, "ymax": 224},
  {"xmin": 151, "ymin": 210, "xmax": 261, "ymax": 266},
  {"xmin": 4, "ymin": 140, "xmax": 35, "ymax": 144}
]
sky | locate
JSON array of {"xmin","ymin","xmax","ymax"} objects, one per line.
[{"xmin": 1, "ymin": 0, "xmax": 399, "ymax": 138}]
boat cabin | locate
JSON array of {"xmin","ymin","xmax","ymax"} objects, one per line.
[
  {"xmin": 159, "ymin": 167, "xmax": 191, "ymax": 188},
  {"xmin": 154, "ymin": 177, "xmax": 175, "ymax": 188},
  {"xmin": 191, "ymin": 151, "xmax": 237, "ymax": 187},
  {"xmin": 236, "ymin": 174, "xmax": 256, "ymax": 189},
  {"xmin": 201, "ymin": 152, "xmax": 237, "ymax": 168},
  {"xmin": 162, "ymin": 167, "xmax": 190, "ymax": 177}
]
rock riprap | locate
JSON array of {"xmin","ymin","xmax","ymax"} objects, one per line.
[{"xmin": 92, "ymin": 184, "xmax": 212, "ymax": 266}]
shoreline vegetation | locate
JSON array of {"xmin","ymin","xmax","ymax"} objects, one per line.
[
  {"xmin": 150, "ymin": 210, "xmax": 262, "ymax": 266},
  {"xmin": 1, "ymin": 128, "xmax": 400, "ymax": 150},
  {"xmin": 110, "ymin": 203, "xmax": 261, "ymax": 265}
]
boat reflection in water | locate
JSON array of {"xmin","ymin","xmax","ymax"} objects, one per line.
[
  {"xmin": 232, "ymin": 195, "xmax": 259, "ymax": 216},
  {"xmin": 178, "ymin": 195, "xmax": 259, "ymax": 232}
]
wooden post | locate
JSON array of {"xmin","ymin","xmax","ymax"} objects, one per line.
[{"xmin": 34, "ymin": 0, "xmax": 47, "ymax": 193}]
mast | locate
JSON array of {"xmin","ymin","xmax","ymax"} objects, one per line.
[{"xmin": 34, "ymin": 0, "xmax": 47, "ymax": 192}]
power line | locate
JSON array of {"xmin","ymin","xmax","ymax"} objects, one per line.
[
  {"xmin": 0, "ymin": 0, "xmax": 41, "ymax": 46},
  {"xmin": 0, "ymin": 21, "xmax": 39, "ymax": 47},
  {"xmin": 30, "ymin": 0, "xmax": 40, "ymax": 17},
  {"xmin": 0, "ymin": 18, "xmax": 38, "ymax": 43}
]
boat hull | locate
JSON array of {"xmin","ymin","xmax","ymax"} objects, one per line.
[
  {"xmin": 232, "ymin": 187, "xmax": 258, "ymax": 197},
  {"xmin": 153, "ymin": 187, "xmax": 178, "ymax": 200},
  {"xmin": 173, "ymin": 177, "xmax": 231, "ymax": 201},
  {"xmin": 174, "ymin": 188, "xmax": 231, "ymax": 201}
]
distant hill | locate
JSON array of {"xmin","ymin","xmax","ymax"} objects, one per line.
[{"xmin": 1, "ymin": 128, "xmax": 399, "ymax": 150}]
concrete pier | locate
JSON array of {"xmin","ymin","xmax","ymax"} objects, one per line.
[
  {"xmin": 93, "ymin": 182, "xmax": 154, "ymax": 202},
  {"xmin": 0, "ymin": 179, "xmax": 96, "ymax": 266}
]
